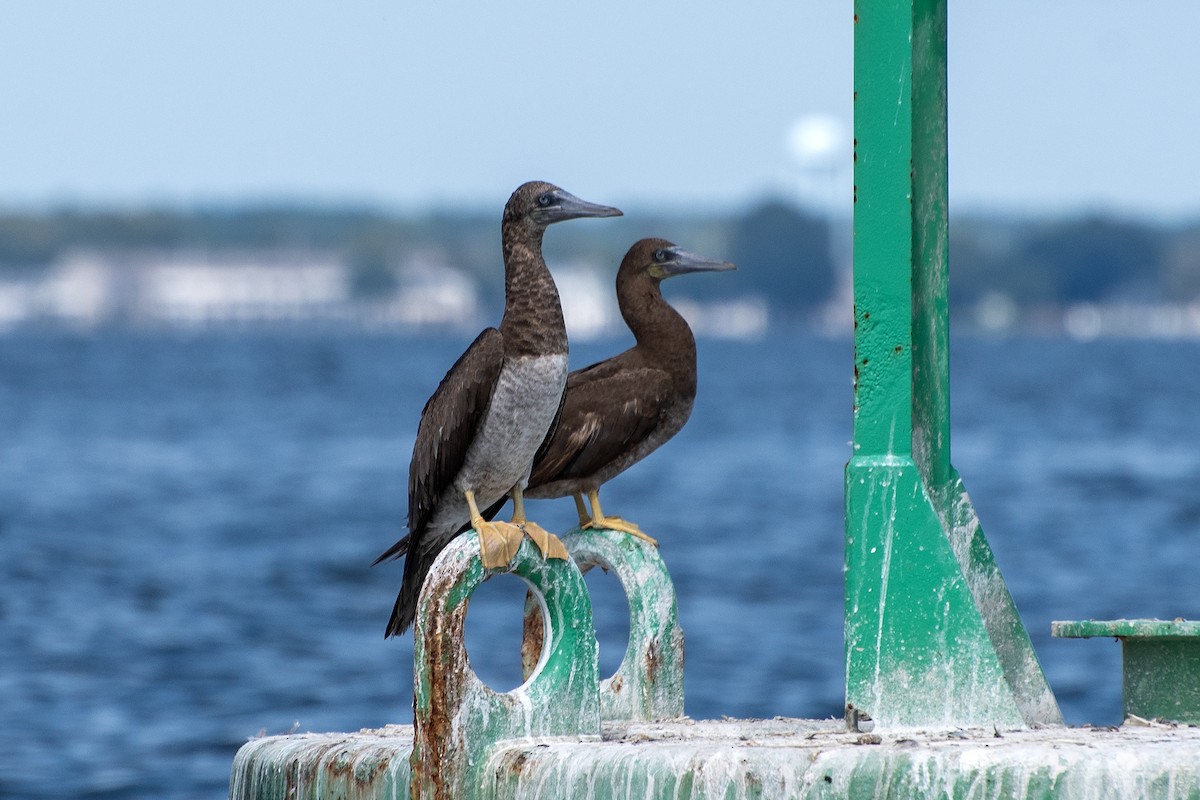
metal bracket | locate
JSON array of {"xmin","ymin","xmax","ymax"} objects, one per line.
[{"xmin": 1053, "ymin": 619, "xmax": 1200, "ymax": 724}]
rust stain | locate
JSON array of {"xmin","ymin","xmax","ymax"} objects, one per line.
[
  {"xmin": 508, "ymin": 750, "xmax": 529, "ymax": 775},
  {"xmin": 412, "ymin": 567, "xmax": 471, "ymax": 800},
  {"xmin": 521, "ymin": 596, "xmax": 545, "ymax": 680},
  {"xmin": 284, "ymin": 754, "xmax": 305, "ymax": 796},
  {"xmin": 644, "ymin": 639, "xmax": 661, "ymax": 687},
  {"xmin": 352, "ymin": 753, "xmax": 389, "ymax": 786},
  {"xmin": 326, "ymin": 749, "xmax": 352, "ymax": 776}
]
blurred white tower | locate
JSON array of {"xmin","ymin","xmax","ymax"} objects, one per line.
[{"xmin": 787, "ymin": 113, "xmax": 852, "ymax": 334}]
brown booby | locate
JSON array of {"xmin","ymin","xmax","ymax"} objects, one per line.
[
  {"xmin": 377, "ymin": 181, "xmax": 621, "ymax": 637},
  {"xmin": 523, "ymin": 238, "xmax": 735, "ymax": 541}
]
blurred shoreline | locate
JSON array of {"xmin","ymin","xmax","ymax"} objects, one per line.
[{"xmin": 3, "ymin": 203, "xmax": 1200, "ymax": 340}]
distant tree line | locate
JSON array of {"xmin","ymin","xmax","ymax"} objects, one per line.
[
  {"xmin": 2, "ymin": 202, "xmax": 1197, "ymax": 314},
  {"xmin": 950, "ymin": 215, "xmax": 1200, "ymax": 306}
]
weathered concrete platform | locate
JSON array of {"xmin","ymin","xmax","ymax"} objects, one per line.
[{"xmin": 231, "ymin": 717, "xmax": 1200, "ymax": 799}]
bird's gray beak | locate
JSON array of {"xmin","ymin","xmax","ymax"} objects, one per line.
[
  {"xmin": 661, "ymin": 247, "xmax": 737, "ymax": 277},
  {"xmin": 536, "ymin": 190, "xmax": 623, "ymax": 225}
]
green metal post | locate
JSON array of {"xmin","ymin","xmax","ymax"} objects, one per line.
[{"xmin": 847, "ymin": 0, "xmax": 1062, "ymax": 729}]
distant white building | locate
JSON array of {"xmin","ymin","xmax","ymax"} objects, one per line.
[
  {"xmin": 0, "ymin": 248, "xmax": 768, "ymax": 336},
  {"xmin": 0, "ymin": 248, "xmax": 486, "ymax": 330},
  {"xmin": 673, "ymin": 297, "xmax": 770, "ymax": 341},
  {"xmin": 135, "ymin": 251, "xmax": 346, "ymax": 325},
  {"xmin": 383, "ymin": 259, "xmax": 480, "ymax": 329}
]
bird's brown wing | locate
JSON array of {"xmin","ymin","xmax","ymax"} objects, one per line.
[
  {"xmin": 529, "ymin": 366, "xmax": 672, "ymax": 485},
  {"xmin": 373, "ymin": 335, "xmax": 507, "ymax": 567},
  {"xmin": 407, "ymin": 328, "xmax": 505, "ymax": 536}
]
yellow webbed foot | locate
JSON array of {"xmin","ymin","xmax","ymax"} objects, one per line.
[
  {"xmin": 520, "ymin": 521, "xmax": 569, "ymax": 561},
  {"xmin": 582, "ymin": 516, "xmax": 658, "ymax": 546},
  {"xmin": 580, "ymin": 488, "xmax": 658, "ymax": 545},
  {"xmin": 507, "ymin": 483, "xmax": 568, "ymax": 560},
  {"xmin": 476, "ymin": 520, "xmax": 525, "ymax": 569}
]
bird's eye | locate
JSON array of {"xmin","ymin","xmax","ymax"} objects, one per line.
[
  {"xmin": 536, "ymin": 193, "xmax": 554, "ymax": 208},
  {"xmin": 653, "ymin": 249, "xmax": 669, "ymax": 263}
]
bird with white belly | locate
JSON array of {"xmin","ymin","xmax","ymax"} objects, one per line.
[{"xmin": 378, "ymin": 181, "xmax": 622, "ymax": 637}]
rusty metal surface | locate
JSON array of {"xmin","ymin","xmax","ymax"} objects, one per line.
[
  {"xmin": 233, "ymin": 719, "xmax": 1200, "ymax": 799},
  {"xmin": 410, "ymin": 532, "xmax": 600, "ymax": 800},
  {"xmin": 230, "ymin": 725, "xmax": 413, "ymax": 800},
  {"xmin": 485, "ymin": 719, "xmax": 1200, "ymax": 799}
]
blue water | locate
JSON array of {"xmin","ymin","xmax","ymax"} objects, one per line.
[{"xmin": 2, "ymin": 331, "xmax": 1199, "ymax": 798}]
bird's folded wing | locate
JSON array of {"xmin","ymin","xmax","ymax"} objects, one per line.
[
  {"xmin": 530, "ymin": 367, "xmax": 671, "ymax": 484},
  {"xmin": 407, "ymin": 328, "xmax": 506, "ymax": 536}
]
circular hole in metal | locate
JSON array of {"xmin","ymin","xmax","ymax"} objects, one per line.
[
  {"xmin": 463, "ymin": 573, "xmax": 545, "ymax": 693},
  {"xmin": 583, "ymin": 564, "xmax": 631, "ymax": 679}
]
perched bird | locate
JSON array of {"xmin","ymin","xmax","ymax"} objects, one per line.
[
  {"xmin": 377, "ymin": 181, "xmax": 621, "ymax": 637},
  {"xmin": 524, "ymin": 238, "xmax": 735, "ymax": 542}
]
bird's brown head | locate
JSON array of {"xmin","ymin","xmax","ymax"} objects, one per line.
[
  {"xmin": 618, "ymin": 238, "xmax": 737, "ymax": 288},
  {"xmin": 503, "ymin": 181, "xmax": 623, "ymax": 230}
]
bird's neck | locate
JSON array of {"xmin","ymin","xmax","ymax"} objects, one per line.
[
  {"xmin": 620, "ymin": 280, "xmax": 697, "ymax": 386},
  {"xmin": 499, "ymin": 221, "xmax": 568, "ymax": 358}
]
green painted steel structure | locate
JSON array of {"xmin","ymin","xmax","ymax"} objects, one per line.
[
  {"xmin": 230, "ymin": 527, "xmax": 689, "ymax": 800},
  {"xmin": 846, "ymin": 0, "xmax": 1061, "ymax": 729},
  {"xmin": 1053, "ymin": 620, "xmax": 1200, "ymax": 725},
  {"xmin": 229, "ymin": 532, "xmax": 1200, "ymax": 799}
]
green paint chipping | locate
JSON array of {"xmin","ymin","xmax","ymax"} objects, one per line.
[
  {"xmin": 1053, "ymin": 620, "xmax": 1200, "ymax": 724},
  {"xmin": 230, "ymin": 727, "xmax": 412, "ymax": 800},
  {"xmin": 848, "ymin": 0, "xmax": 1060, "ymax": 728}
]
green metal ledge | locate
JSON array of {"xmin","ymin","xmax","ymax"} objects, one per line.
[{"xmin": 1053, "ymin": 619, "xmax": 1200, "ymax": 725}]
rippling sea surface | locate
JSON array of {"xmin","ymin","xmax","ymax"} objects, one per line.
[{"xmin": 3, "ymin": 331, "xmax": 1200, "ymax": 798}]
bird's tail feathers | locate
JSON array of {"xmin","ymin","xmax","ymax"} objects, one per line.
[
  {"xmin": 384, "ymin": 544, "xmax": 438, "ymax": 637},
  {"xmin": 380, "ymin": 500, "xmax": 508, "ymax": 636},
  {"xmin": 372, "ymin": 532, "xmax": 412, "ymax": 566}
]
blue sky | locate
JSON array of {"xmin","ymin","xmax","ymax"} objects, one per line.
[{"xmin": 2, "ymin": 2, "xmax": 1198, "ymax": 219}]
